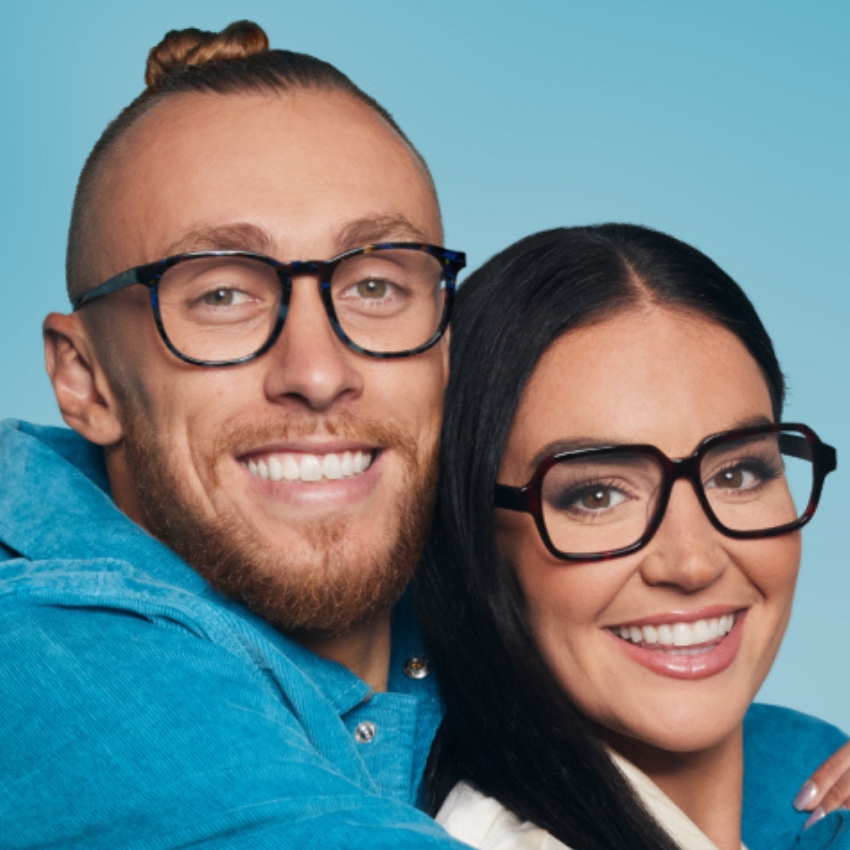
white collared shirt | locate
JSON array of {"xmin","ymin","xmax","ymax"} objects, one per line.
[{"xmin": 437, "ymin": 752, "xmax": 747, "ymax": 850}]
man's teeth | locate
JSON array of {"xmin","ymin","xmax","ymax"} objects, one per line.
[
  {"xmin": 243, "ymin": 450, "xmax": 373, "ymax": 483},
  {"xmin": 614, "ymin": 614, "xmax": 736, "ymax": 649}
]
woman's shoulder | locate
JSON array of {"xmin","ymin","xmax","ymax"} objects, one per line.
[{"xmin": 436, "ymin": 781, "xmax": 570, "ymax": 850}]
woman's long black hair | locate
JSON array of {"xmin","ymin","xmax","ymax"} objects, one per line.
[{"xmin": 418, "ymin": 224, "xmax": 785, "ymax": 850}]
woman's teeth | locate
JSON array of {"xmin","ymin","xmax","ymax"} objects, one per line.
[
  {"xmin": 243, "ymin": 450, "xmax": 374, "ymax": 483},
  {"xmin": 614, "ymin": 614, "xmax": 736, "ymax": 649}
]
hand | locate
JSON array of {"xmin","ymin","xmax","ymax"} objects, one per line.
[{"xmin": 794, "ymin": 740, "xmax": 850, "ymax": 828}]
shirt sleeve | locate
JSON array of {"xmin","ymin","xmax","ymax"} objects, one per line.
[
  {"xmin": 0, "ymin": 580, "xmax": 470, "ymax": 850},
  {"xmin": 743, "ymin": 703, "xmax": 849, "ymax": 850}
]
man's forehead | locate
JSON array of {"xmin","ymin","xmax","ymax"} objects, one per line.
[
  {"xmin": 95, "ymin": 89, "xmax": 442, "ymax": 276},
  {"xmin": 161, "ymin": 215, "xmax": 434, "ymax": 261}
]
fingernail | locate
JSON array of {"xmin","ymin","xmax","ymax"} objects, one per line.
[
  {"xmin": 804, "ymin": 807, "xmax": 826, "ymax": 830},
  {"xmin": 794, "ymin": 781, "xmax": 819, "ymax": 811}
]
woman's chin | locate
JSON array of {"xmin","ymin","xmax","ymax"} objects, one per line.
[{"xmin": 599, "ymin": 713, "xmax": 746, "ymax": 768}]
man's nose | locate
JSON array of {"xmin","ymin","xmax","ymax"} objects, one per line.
[
  {"xmin": 638, "ymin": 479, "xmax": 731, "ymax": 592},
  {"xmin": 262, "ymin": 275, "xmax": 363, "ymax": 410}
]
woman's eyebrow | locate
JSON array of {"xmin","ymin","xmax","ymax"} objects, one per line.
[
  {"xmin": 730, "ymin": 414, "xmax": 774, "ymax": 431},
  {"xmin": 526, "ymin": 414, "xmax": 777, "ymax": 470},
  {"xmin": 528, "ymin": 437, "xmax": 619, "ymax": 470}
]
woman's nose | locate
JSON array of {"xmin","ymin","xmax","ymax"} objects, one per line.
[{"xmin": 638, "ymin": 479, "xmax": 731, "ymax": 592}]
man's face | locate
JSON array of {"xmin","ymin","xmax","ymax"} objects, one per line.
[{"xmin": 80, "ymin": 90, "xmax": 447, "ymax": 637}]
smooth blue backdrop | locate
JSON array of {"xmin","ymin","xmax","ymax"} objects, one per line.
[{"xmin": 1, "ymin": 1, "xmax": 847, "ymax": 728}]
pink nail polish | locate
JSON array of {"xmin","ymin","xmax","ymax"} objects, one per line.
[
  {"xmin": 804, "ymin": 807, "xmax": 825, "ymax": 830},
  {"xmin": 794, "ymin": 780, "xmax": 818, "ymax": 811}
]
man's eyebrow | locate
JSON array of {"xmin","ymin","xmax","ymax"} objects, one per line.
[
  {"xmin": 335, "ymin": 215, "xmax": 433, "ymax": 252},
  {"xmin": 162, "ymin": 223, "xmax": 276, "ymax": 257},
  {"xmin": 161, "ymin": 216, "xmax": 432, "ymax": 261}
]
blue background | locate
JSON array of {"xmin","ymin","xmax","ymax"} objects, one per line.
[{"xmin": 2, "ymin": 1, "xmax": 847, "ymax": 729}]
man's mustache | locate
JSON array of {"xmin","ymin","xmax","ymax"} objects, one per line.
[{"xmin": 212, "ymin": 411, "xmax": 420, "ymax": 464}]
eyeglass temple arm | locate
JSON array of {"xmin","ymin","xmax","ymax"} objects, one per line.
[
  {"xmin": 778, "ymin": 433, "xmax": 837, "ymax": 473},
  {"xmin": 494, "ymin": 483, "xmax": 530, "ymax": 512},
  {"xmin": 72, "ymin": 268, "xmax": 143, "ymax": 310}
]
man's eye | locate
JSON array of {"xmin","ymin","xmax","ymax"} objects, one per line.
[
  {"xmin": 200, "ymin": 288, "xmax": 250, "ymax": 307},
  {"xmin": 355, "ymin": 279, "xmax": 391, "ymax": 299}
]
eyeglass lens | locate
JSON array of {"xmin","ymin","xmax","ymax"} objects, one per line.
[
  {"xmin": 156, "ymin": 248, "xmax": 448, "ymax": 361},
  {"xmin": 540, "ymin": 429, "xmax": 813, "ymax": 557}
]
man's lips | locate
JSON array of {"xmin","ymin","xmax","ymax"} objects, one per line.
[{"xmin": 239, "ymin": 447, "xmax": 377, "ymax": 484}]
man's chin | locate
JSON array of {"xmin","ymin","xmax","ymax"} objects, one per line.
[
  {"xmin": 198, "ymin": 512, "xmax": 424, "ymax": 636},
  {"xmin": 122, "ymin": 415, "xmax": 437, "ymax": 637}
]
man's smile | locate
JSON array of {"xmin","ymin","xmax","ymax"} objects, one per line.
[{"xmin": 241, "ymin": 448, "xmax": 376, "ymax": 483}]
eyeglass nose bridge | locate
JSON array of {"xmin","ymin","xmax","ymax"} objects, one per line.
[
  {"xmin": 259, "ymin": 259, "xmax": 350, "ymax": 356},
  {"xmin": 641, "ymin": 451, "xmax": 723, "ymax": 548},
  {"xmin": 285, "ymin": 259, "xmax": 329, "ymax": 280}
]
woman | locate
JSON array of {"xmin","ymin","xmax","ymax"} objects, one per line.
[{"xmin": 419, "ymin": 224, "xmax": 843, "ymax": 850}]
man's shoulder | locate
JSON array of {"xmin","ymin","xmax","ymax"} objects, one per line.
[
  {"xmin": 0, "ymin": 419, "xmax": 211, "ymax": 593},
  {"xmin": 0, "ymin": 553, "xmax": 278, "ymax": 673},
  {"xmin": 0, "ymin": 554, "xmax": 455, "ymax": 848},
  {"xmin": 0, "ymin": 418, "xmax": 110, "ymax": 491}
]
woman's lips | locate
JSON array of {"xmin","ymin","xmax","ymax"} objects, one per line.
[{"xmin": 606, "ymin": 610, "xmax": 747, "ymax": 679}]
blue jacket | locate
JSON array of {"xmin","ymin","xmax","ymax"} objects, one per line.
[{"xmin": 0, "ymin": 419, "xmax": 847, "ymax": 848}]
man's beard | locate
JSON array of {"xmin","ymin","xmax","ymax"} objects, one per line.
[{"xmin": 121, "ymin": 413, "xmax": 438, "ymax": 639}]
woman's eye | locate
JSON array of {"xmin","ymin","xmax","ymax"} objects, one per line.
[
  {"xmin": 355, "ymin": 279, "xmax": 390, "ymax": 299},
  {"xmin": 578, "ymin": 487, "xmax": 624, "ymax": 510},
  {"xmin": 709, "ymin": 466, "xmax": 757, "ymax": 490},
  {"xmin": 553, "ymin": 484, "xmax": 628, "ymax": 514}
]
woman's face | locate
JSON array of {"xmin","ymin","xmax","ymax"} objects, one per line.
[{"xmin": 496, "ymin": 307, "xmax": 800, "ymax": 760}]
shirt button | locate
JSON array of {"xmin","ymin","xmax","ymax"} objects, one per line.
[
  {"xmin": 403, "ymin": 656, "xmax": 431, "ymax": 679},
  {"xmin": 354, "ymin": 721, "xmax": 377, "ymax": 744}
]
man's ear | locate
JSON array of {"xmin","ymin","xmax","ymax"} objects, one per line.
[{"xmin": 43, "ymin": 312, "xmax": 124, "ymax": 446}]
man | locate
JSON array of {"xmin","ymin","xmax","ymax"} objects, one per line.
[
  {"xmin": 1, "ymin": 20, "xmax": 468, "ymax": 847},
  {"xmin": 1, "ymin": 20, "xmax": 847, "ymax": 849}
]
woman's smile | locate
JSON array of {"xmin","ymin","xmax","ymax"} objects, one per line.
[{"xmin": 606, "ymin": 608, "xmax": 747, "ymax": 679}]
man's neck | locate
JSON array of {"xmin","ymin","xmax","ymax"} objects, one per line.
[{"xmin": 300, "ymin": 615, "xmax": 393, "ymax": 692}]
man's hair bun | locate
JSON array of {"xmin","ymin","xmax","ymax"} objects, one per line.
[{"xmin": 145, "ymin": 20, "xmax": 270, "ymax": 90}]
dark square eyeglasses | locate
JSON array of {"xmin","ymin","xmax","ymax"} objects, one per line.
[
  {"xmin": 494, "ymin": 423, "xmax": 837, "ymax": 562},
  {"xmin": 72, "ymin": 242, "xmax": 466, "ymax": 365}
]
